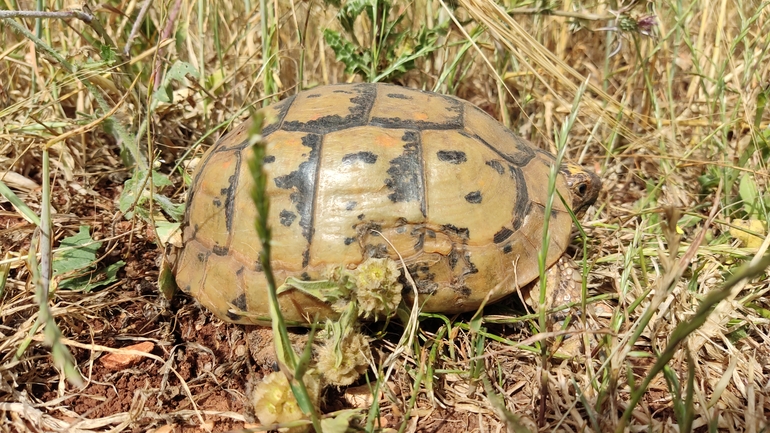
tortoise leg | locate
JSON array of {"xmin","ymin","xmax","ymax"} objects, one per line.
[{"xmin": 527, "ymin": 256, "xmax": 582, "ymax": 318}]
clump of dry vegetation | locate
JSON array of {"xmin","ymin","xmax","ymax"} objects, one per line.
[{"xmin": 1, "ymin": 0, "xmax": 769, "ymax": 432}]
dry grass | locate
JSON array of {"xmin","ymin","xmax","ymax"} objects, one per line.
[{"xmin": 1, "ymin": 0, "xmax": 770, "ymax": 432}]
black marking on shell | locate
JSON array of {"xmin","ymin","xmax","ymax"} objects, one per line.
[
  {"xmin": 182, "ymin": 121, "xmax": 233, "ymax": 237},
  {"xmin": 536, "ymin": 148, "xmax": 557, "ymax": 163},
  {"xmin": 196, "ymin": 252, "xmax": 206, "ymax": 262},
  {"xmin": 302, "ymin": 248, "xmax": 310, "ymax": 268},
  {"xmin": 212, "ymin": 198, "xmax": 222, "ymax": 207},
  {"xmin": 190, "ymin": 224, "xmax": 200, "ymax": 241},
  {"xmin": 307, "ymin": 93, "xmax": 321, "ymax": 98},
  {"xmin": 515, "ymin": 202, "xmax": 533, "ymax": 231},
  {"xmin": 342, "ymin": 151, "xmax": 378, "ymax": 165},
  {"xmin": 263, "ymin": 155, "xmax": 276, "ymax": 164},
  {"xmin": 396, "ymin": 226, "xmax": 407, "ymax": 234},
  {"xmin": 357, "ymin": 221, "xmax": 383, "ymax": 236},
  {"xmin": 254, "ymin": 259, "xmax": 263, "ymax": 272},
  {"xmin": 462, "ymin": 253, "xmax": 479, "ymax": 275},
  {"xmin": 385, "ymin": 131, "xmax": 426, "ymax": 216},
  {"xmin": 182, "ymin": 285, "xmax": 191, "ymax": 294},
  {"xmin": 226, "ymin": 311, "xmax": 243, "ymax": 321},
  {"xmin": 405, "ymin": 264, "xmax": 438, "ymax": 294},
  {"xmin": 281, "ymin": 84, "xmax": 375, "ymax": 134},
  {"xmin": 459, "ymin": 128, "xmax": 535, "ymax": 167},
  {"xmin": 364, "ymin": 244, "xmax": 389, "ymax": 258},
  {"xmin": 493, "ymin": 227, "xmax": 514, "ymax": 244},
  {"xmin": 536, "ymin": 149, "xmax": 569, "ymax": 175},
  {"xmin": 217, "ymin": 96, "xmax": 297, "ymax": 152},
  {"xmin": 486, "ymin": 159, "xmax": 505, "ymax": 175},
  {"xmin": 223, "ymin": 151, "xmax": 241, "ymax": 234},
  {"xmin": 212, "ymin": 245, "xmax": 229, "ymax": 256},
  {"xmin": 454, "ymin": 285, "xmax": 472, "ymax": 297},
  {"xmin": 442, "ymin": 224, "xmax": 470, "ymax": 240},
  {"xmin": 464, "ymin": 191, "xmax": 482, "ymax": 203},
  {"xmin": 236, "ymin": 267, "xmax": 244, "ymax": 276},
  {"xmin": 226, "ymin": 294, "xmax": 248, "ymax": 321},
  {"xmin": 371, "ymin": 90, "xmax": 463, "ymax": 130},
  {"xmin": 387, "ymin": 93, "xmax": 411, "ymax": 100},
  {"xmin": 345, "ymin": 201, "xmax": 357, "ymax": 211},
  {"xmin": 344, "ymin": 237, "xmax": 356, "ymax": 246},
  {"xmin": 273, "ymin": 134, "xmax": 321, "ymax": 243},
  {"xmin": 262, "ymin": 95, "xmax": 296, "ymax": 137},
  {"xmin": 509, "ymin": 166, "xmax": 530, "ymax": 230},
  {"xmin": 415, "ymin": 279, "xmax": 438, "ymax": 294},
  {"xmin": 502, "ymin": 244, "xmax": 513, "ymax": 254},
  {"xmin": 437, "ymin": 150, "xmax": 467, "ymax": 164},
  {"xmin": 279, "ymin": 209, "xmax": 297, "ymax": 227},
  {"xmin": 357, "ymin": 213, "xmax": 365, "ymax": 220},
  {"xmin": 301, "ymin": 272, "xmax": 311, "ymax": 281},
  {"xmin": 448, "ymin": 246, "xmax": 461, "ymax": 269},
  {"xmin": 413, "ymin": 231, "xmax": 425, "ymax": 251}
]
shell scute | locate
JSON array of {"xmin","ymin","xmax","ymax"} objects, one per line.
[
  {"xmin": 421, "ymin": 129, "xmax": 518, "ymax": 244},
  {"xmin": 369, "ymin": 86, "xmax": 463, "ymax": 130},
  {"xmin": 214, "ymin": 95, "xmax": 296, "ymax": 153},
  {"xmin": 464, "ymin": 104, "xmax": 536, "ymax": 166},
  {"xmin": 282, "ymin": 84, "xmax": 374, "ymax": 134}
]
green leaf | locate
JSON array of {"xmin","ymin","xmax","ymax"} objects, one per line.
[
  {"xmin": 52, "ymin": 226, "xmax": 101, "ymax": 275},
  {"xmin": 58, "ymin": 260, "xmax": 125, "ymax": 292},
  {"xmin": 152, "ymin": 86, "xmax": 173, "ymax": 104},
  {"xmin": 158, "ymin": 254, "xmax": 178, "ymax": 300},
  {"xmin": 320, "ymin": 409, "xmax": 360, "ymax": 433},
  {"xmin": 0, "ymin": 180, "xmax": 41, "ymax": 226},
  {"xmin": 99, "ymin": 44, "xmax": 118, "ymax": 64},
  {"xmin": 52, "ymin": 226, "xmax": 125, "ymax": 292},
  {"xmin": 119, "ymin": 170, "xmax": 180, "ymax": 221},
  {"xmin": 739, "ymin": 172, "xmax": 760, "ymax": 218},
  {"xmin": 154, "ymin": 194, "xmax": 185, "ymax": 222},
  {"xmin": 754, "ymin": 85, "xmax": 768, "ymax": 129},
  {"xmin": 323, "ymin": 29, "xmax": 372, "ymax": 78},
  {"xmin": 279, "ymin": 277, "xmax": 351, "ymax": 307},
  {"xmin": 165, "ymin": 60, "xmax": 199, "ymax": 82},
  {"xmin": 155, "ymin": 221, "xmax": 181, "ymax": 246},
  {"xmin": 337, "ymin": 0, "xmax": 372, "ymax": 34},
  {"xmin": 118, "ymin": 170, "xmax": 147, "ymax": 216},
  {"xmin": 152, "ymin": 61, "xmax": 198, "ymax": 103}
]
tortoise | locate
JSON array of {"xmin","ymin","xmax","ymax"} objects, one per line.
[{"xmin": 172, "ymin": 83, "xmax": 601, "ymax": 326}]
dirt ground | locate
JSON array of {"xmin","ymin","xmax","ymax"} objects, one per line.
[{"xmin": 2, "ymin": 176, "xmax": 491, "ymax": 431}]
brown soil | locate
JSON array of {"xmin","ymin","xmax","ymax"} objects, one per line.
[
  {"xmin": 0, "ymin": 143, "xmax": 500, "ymax": 433},
  {"xmin": 35, "ymin": 255, "xmax": 261, "ymax": 432}
]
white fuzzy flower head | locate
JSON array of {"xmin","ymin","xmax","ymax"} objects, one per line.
[
  {"xmin": 352, "ymin": 257, "xmax": 403, "ymax": 320},
  {"xmin": 250, "ymin": 371, "xmax": 319, "ymax": 432},
  {"xmin": 316, "ymin": 330, "xmax": 371, "ymax": 386}
]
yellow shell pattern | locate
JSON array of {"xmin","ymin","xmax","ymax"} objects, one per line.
[{"xmin": 174, "ymin": 83, "xmax": 578, "ymax": 325}]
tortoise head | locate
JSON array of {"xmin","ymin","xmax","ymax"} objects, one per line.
[{"xmin": 562, "ymin": 163, "xmax": 601, "ymax": 214}]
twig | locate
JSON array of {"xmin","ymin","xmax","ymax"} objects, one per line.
[
  {"xmin": 0, "ymin": 9, "xmax": 93, "ymax": 22},
  {"xmin": 507, "ymin": 7, "xmax": 613, "ymax": 21},
  {"xmin": 124, "ymin": 0, "xmax": 153, "ymax": 56},
  {"xmin": 152, "ymin": 0, "xmax": 183, "ymax": 91}
]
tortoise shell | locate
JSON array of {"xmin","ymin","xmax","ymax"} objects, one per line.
[{"xmin": 173, "ymin": 83, "xmax": 600, "ymax": 325}]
